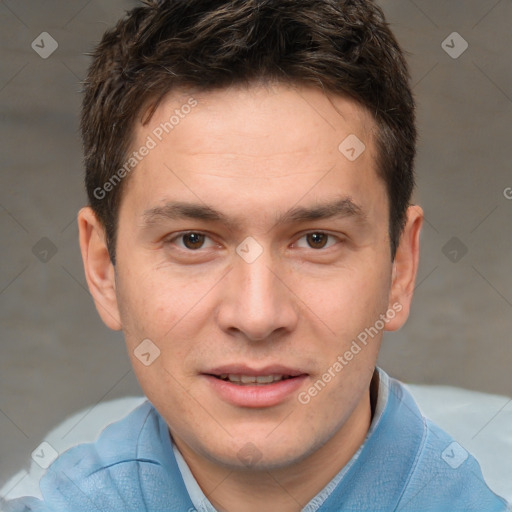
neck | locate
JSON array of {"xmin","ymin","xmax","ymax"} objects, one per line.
[{"xmin": 173, "ymin": 389, "xmax": 373, "ymax": 512}]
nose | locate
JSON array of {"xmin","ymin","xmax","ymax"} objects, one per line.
[{"xmin": 215, "ymin": 245, "xmax": 299, "ymax": 342}]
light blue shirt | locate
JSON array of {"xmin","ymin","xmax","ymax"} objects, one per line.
[{"xmin": 4, "ymin": 368, "xmax": 510, "ymax": 511}]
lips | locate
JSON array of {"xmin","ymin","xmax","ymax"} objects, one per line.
[
  {"xmin": 203, "ymin": 365, "xmax": 308, "ymax": 407},
  {"xmin": 205, "ymin": 364, "xmax": 306, "ymax": 384},
  {"xmin": 206, "ymin": 364, "xmax": 306, "ymax": 378},
  {"xmin": 216, "ymin": 374, "xmax": 294, "ymax": 384}
]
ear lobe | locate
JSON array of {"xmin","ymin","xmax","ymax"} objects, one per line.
[
  {"xmin": 385, "ymin": 205, "xmax": 423, "ymax": 332},
  {"xmin": 78, "ymin": 207, "xmax": 122, "ymax": 331}
]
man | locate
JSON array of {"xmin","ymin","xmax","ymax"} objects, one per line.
[{"xmin": 5, "ymin": 0, "xmax": 510, "ymax": 511}]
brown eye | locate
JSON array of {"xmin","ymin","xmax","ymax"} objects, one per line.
[
  {"xmin": 181, "ymin": 233, "xmax": 206, "ymax": 250},
  {"xmin": 294, "ymin": 232, "xmax": 340, "ymax": 250},
  {"xmin": 306, "ymin": 232, "xmax": 329, "ymax": 249}
]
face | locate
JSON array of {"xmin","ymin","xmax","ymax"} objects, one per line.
[{"xmin": 80, "ymin": 82, "xmax": 421, "ymax": 472}]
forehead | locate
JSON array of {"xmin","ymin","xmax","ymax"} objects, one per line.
[
  {"xmin": 142, "ymin": 82, "xmax": 375, "ymax": 162},
  {"xmin": 120, "ymin": 82, "xmax": 385, "ymax": 227}
]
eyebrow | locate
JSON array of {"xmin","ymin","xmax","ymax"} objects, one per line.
[{"xmin": 141, "ymin": 197, "xmax": 367, "ymax": 231}]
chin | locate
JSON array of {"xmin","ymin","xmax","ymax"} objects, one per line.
[{"xmin": 197, "ymin": 429, "xmax": 323, "ymax": 472}]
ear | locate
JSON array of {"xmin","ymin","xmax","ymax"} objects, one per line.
[
  {"xmin": 385, "ymin": 205, "xmax": 423, "ymax": 331},
  {"xmin": 78, "ymin": 206, "xmax": 122, "ymax": 330}
]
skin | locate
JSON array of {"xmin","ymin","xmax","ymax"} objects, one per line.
[{"xmin": 78, "ymin": 82, "xmax": 423, "ymax": 512}]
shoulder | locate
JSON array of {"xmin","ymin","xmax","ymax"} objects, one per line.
[
  {"xmin": 3, "ymin": 400, "xmax": 167, "ymax": 512},
  {"xmin": 45, "ymin": 399, "xmax": 157, "ymax": 474},
  {"xmin": 391, "ymin": 378, "xmax": 510, "ymax": 511}
]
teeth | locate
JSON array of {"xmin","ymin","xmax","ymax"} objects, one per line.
[
  {"xmin": 255, "ymin": 375, "xmax": 280, "ymax": 384},
  {"xmin": 218, "ymin": 374, "xmax": 288, "ymax": 385}
]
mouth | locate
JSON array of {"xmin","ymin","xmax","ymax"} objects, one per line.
[
  {"xmin": 211, "ymin": 374, "xmax": 298, "ymax": 385},
  {"xmin": 202, "ymin": 366, "xmax": 308, "ymax": 407}
]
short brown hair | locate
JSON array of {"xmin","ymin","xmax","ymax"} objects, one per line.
[{"xmin": 81, "ymin": 0, "xmax": 416, "ymax": 264}]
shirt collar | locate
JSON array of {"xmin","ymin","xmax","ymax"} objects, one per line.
[{"xmin": 166, "ymin": 366, "xmax": 394, "ymax": 512}]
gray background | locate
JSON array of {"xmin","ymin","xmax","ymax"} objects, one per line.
[{"xmin": 1, "ymin": 0, "xmax": 511, "ymax": 492}]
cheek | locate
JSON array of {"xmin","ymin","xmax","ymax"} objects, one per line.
[
  {"xmin": 117, "ymin": 266, "xmax": 193, "ymax": 338},
  {"xmin": 296, "ymin": 260, "xmax": 391, "ymax": 342},
  {"xmin": 116, "ymin": 267, "xmax": 218, "ymax": 384}
]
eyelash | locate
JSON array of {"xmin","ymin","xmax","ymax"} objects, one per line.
[{"xmin": 164, "ymin": 231, "xmax": 343, "ymax": 252}]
